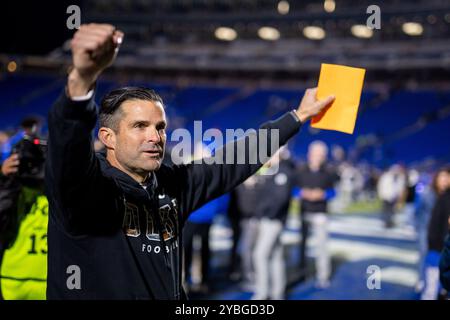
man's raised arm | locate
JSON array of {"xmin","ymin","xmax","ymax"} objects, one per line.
[
  {"xmin": 175, "ymin": 88, "xmax": 335, "ymax": 216},
  {"xmin": 46, "ymin": 24, "xmax": 123, "ymax": 206}
]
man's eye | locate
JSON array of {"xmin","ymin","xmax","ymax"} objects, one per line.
[{"xmin": 135, "ymin": 123, "xmax": 145, "ymax": 128}]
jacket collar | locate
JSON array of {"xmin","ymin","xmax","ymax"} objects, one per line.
[{"xmin": 97, "ymin": 152, "xmax": 158, "ymax": 202}]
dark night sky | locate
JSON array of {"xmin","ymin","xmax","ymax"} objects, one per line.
[{"xmin": 0, "ymin": 1, "xmax": 82, "ymax": 55}]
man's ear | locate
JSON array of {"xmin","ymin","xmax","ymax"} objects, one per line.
[{"xmin": 98, "ymin": 127, "xmax": 116, "ymax": 149}]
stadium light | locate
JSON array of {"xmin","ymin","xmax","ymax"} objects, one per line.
[
  {"xmin": 7, "ymin": 61, "xmax": 17, "ymax": 73},
  {"xmin": 402, "ymin": 22, "xmax": 423, "ymax": 36},
  {"xmin": 445, "ymin": 13, "xmax": 450, "ymax": 23},
  {"xmin": 303, "ymin": 26, "xmax": 326, "ymax": 40},
  {"xmin": 277, "ymin": 1, "xmax": 290, "ymax": 15},
  {"xmin": 214, "ymin": 27, "xmax": 237, "ymax": 41},
  {"xmin": 324, "ymin": 0, "xmax": 335, "ymax": 13},
  {"xmin": 351, "ymin": 24, "xmax": 373, "ymax": 38},
  {"xmin": 258, "ymin": 26, "xmax": 280, "ymax": 41}
]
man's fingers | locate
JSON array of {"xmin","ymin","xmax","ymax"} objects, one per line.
[
  {"xmin": 5, "ymin": 156, "xmax": 19, "ymax": 166},
  {"xmin": 80, "ymin": 23, "xmax": 115, "ymax": 34},
  {"xmin": 316, "ymin": 95, "xmax": 335, "ymax": 110},
  {"xmin": 74, "ymin": 24, "xmax": 116, "ymax": 52},
  {"xmin": 72, "ymin": 37, "xmax": 115, "ymax": 57},
  {"xmin": 6, "ymin": 159, "xmax": 19, "ymax": 167},
  {"xmin": 76, "ymin": 29, "xmax": 113, "ymax": 41},
  {"xmin": 92, "ymin": 23, "xmax": 115, "ymax": 34},
  {"xmin": 307, "ymin": 87, "xmax": 318, "ymax": 96},
  {"xmin": 77, "ymin": 25, "xmax": 115, "ymax": 39},
  {"xmin": 74, "ymin": 31, "xmax": 114, "ymax": 46},
  {"xmin": 73, "ymin": 40, "xmax": 103, "ymax": 52},
  {"xmin": 113, "ymin": 30, "xmax": 124, "ymax": 44},
  {"xmin": 74, "ymin": 34, "xmax": 108, "ymax": 46}
]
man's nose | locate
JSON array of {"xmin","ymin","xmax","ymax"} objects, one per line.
[{"xmin": 147, "ymin": 127, "xmax": 161, "ymax": 143}]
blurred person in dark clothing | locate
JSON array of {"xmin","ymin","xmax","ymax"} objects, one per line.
[
  {"xmin": 440, "ymin": 230, "xmax": 450, "ymax": 292},
  {"xmin": 297, "ymin": 140, "xmax": 338, "ymax": 288},
  {"xmin": 0, "ymin": 131, "xmax": 9, "ymax": 152},
  {"xmin": 228, "ymin": 174, "xmax": 264, "ymax": 289},
  {"xmin": 1, "ymin": 117, "xmax": 43, "ymax": 163},
  {"xmin": 183, "ymin": 194, "xmax": 229, "ymax": 294},
  {"xmin": 0, "ymin": 142, "xmax": 47, "ymax": 299},
  {"xmin": 422, "ymin": 167, "xmax": 450, "ymax": 299},
  {"xmin": 415, "ymin": 167, "xmax": 449, "ymax": 292},
  {"xmin": 252, "ymin": 147, "xmax": 296, "ymax": 300}
]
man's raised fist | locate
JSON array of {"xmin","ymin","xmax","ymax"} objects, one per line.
[{"xmin": 68, "ymin": 23, "xmax": 123, "ymax": 97}]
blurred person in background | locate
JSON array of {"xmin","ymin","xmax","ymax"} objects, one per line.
[
  {"xmin": 182, "ymin": 142, "xmax": 229, "ymax": 294},
  {"xmin": 183, "ymin": 140, "xmax": 229, "ymax": 294},
  {"xmin": 225, "ymin": 188, "xmax": 242, "ymax": 282},
  {"xmin": 297, "ymin": 140, "xmax": 338, "ymax": 288},
  {"xmin": 338, "ymin": 162, "xmax": 364, "ymax": 209},
  {"xmin": 440, "ymin": 230, "xmax": 450, "ymax": 293},
  {"xmin": 252, "ymin": 147, "xmax": 296, "ymax": 300},
  {"xmin": 399, "ymin": 168, "xmax": 419, "ymax": 230},
  {"xmin": 0, "ymin": 134, "xmax": 48, "ymax": 300},
  {"xmin": 228, "ymin": 173, "xmax": 264, "ymax": 290},
  {"xmin": 183, "ymin": 194, "xmax": 229, "ymax": 294},
  {"xmin": 377, "ymin": 164, "xmax": 406, "ymax": 228},
  {"xmin": 0, "ymin": 131, "xmax": 9, "ymax": 153},
  {"xmin": 1, "ymin": 117, "xmax": 43, "ymax": 163},
  {"xmin": 421, "ymin": 166, "xmax": 450, "ymax": 300},
  {"xmin": 364, "ymin": 166, "xmax": 379, "ymax": 202},
  {"xmin": 414, "ymin": 167, "xmax": 449, "ymax": 292}
]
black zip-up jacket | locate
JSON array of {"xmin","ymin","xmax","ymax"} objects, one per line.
[{"xmin": 45, "ymin": 90, "xmax": 302, "ymax": 299}]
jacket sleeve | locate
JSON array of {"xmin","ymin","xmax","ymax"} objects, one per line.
[
  {"xmin": 174, "ymin": 112, "xmax": 302, "ymax": 218},
  {"xmin": 45, "ymin": 90, "xmax": 100, "ymax": 224}
]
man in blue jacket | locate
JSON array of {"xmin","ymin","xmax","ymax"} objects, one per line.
[{"xmin": 45, "ymin": 23, "xmax": 334, "ymax": 300}]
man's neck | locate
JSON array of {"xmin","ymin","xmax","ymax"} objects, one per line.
[
  {"xmin": 106, "ymin": 153, "xmax": 149, "ymax": 184},
  {"xmin": 308, "ymin": 163, "xmax": 322, "ymax": 172}
]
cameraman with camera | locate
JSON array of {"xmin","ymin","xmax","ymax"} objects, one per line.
[{"xmin": 0, "ymin": 126, "xmax": 48, "ymax": 300}]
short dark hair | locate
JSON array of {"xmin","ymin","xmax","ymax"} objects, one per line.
[
  {"xmin": 99, "ymin": 87, "xmax": 164, "ymax": 132},
  {"xmin": 21, "ymin": 116, "xmax": 41, "ymax": 130}
]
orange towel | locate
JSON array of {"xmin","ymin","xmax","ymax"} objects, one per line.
[{"xmin": 311, "ymin": 63, "xmax": 366, "ymax": 134}]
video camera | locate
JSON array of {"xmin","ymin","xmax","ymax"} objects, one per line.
[{"xmin": 11, "ymin": 135, "xmax": 47, "ymax": 182}]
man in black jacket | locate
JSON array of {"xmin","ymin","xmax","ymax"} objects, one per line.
[{"xmin": 45, "ymin": 23, "xmax": 335, "ymax": 300}]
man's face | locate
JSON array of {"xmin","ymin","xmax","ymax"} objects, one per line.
[
  {"xmin": 436, "ymin": 171, "xmax": 450, "ymax": 193},
  {"xmin": 308, "ymin": 144, "xmax": 326, "ymax": 167},
  {"xmin": 113, "ymin": 99, "xmax": 167, "ymax": 176}
]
